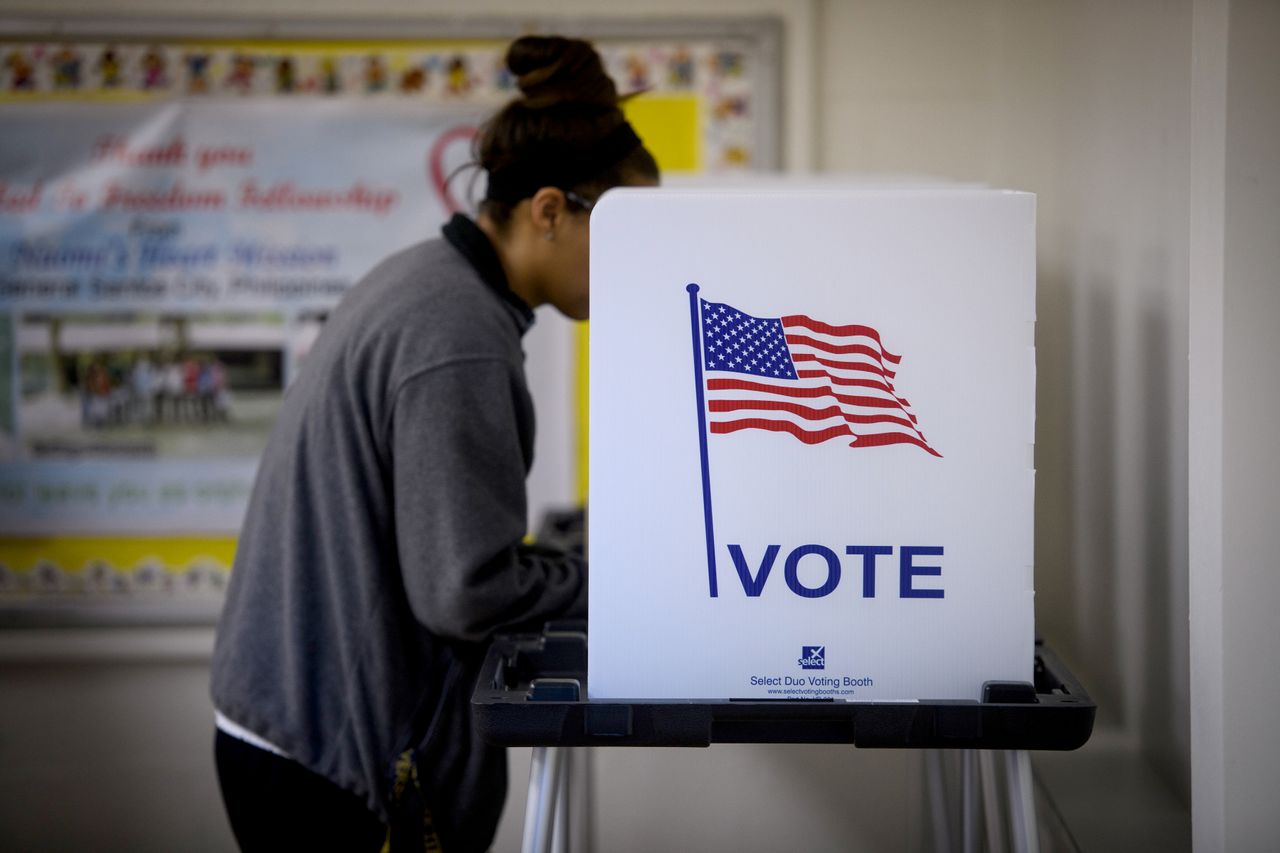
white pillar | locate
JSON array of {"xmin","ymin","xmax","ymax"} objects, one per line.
[
  {"xmin": 1188, "ymin": 0, "xmax": 1228, "ymax": 847},
  {"xmin": 1190, "ymin": 0, "xmax": 1280, "ymax": 848}
]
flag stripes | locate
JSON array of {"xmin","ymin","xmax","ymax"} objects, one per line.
[
  {"xmin": 710, "ymin": 419, "xmax": 855, "ymax": 445},
  {"xmin": 698, "ymin": 298, "xmax": 941, "ymax": 456}
]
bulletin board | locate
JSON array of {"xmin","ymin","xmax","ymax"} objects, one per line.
[{"xmin": 0, "ymin": 16, "xmax": 781, "ymax": 622}]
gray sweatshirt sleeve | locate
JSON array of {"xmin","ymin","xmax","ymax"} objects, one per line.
[{"xmin": 390, "ymin": 357, "xmax": 587, "ymax": 643}]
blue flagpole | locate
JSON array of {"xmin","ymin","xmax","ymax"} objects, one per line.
[{"xmin": 686, "ymin": 283, "xmax": 718, "ymax": 597}]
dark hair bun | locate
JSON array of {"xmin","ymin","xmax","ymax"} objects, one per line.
[{"xmin": 506, "ymin": 36, "xmax": 618, "ymax": 108}]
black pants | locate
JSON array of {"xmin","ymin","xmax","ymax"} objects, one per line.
[{"xmin": 214, "ymin": 729, "xmax": 386, "ymax": 852}]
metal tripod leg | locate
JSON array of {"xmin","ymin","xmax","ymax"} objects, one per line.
[
  {"xmin": 925, "ymin": 749, "xmax": 953, "ymax": 852},
  {"xmin": 961, "ymin": 750, "xmax": 979, "ymax": 853},
  {"xmin": 522, "ymin": 746, "xmax": 565, "ymax": 853},
  {"xmin": 551, "ymin": 748, "xmax": 570, "ymax": 853},
  {"xmin": 978, "ymin": 750, "xmax": 1006, "ymax": 852},
  {"xmin": 575, "ymin": 747, "xmax": 594, "ymax": 851},
  {"xmin": 1004, "ymin": 749, "xmax": 1040, "ymax": 853}
]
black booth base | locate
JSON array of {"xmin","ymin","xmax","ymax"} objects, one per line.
[{"xmin": 473, "ymin": 622, "xmax": 1095, "ymax": 751}]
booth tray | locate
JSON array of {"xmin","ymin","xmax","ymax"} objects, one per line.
[{"xmin": 473, "ymin": 624, "xmax": 1094, "ymax": 751}]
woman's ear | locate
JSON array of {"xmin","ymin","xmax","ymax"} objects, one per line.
[{"xmin": 528, "ymin": 187, "xmax": 568, "ymax": 237}]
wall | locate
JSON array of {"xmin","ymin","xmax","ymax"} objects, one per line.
[{"xmin": 1031, "ymin": 1, "xmax": 1192, "ymax": 803}]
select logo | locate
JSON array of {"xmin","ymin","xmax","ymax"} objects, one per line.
[{"xmin": 798, "ymin": 646, "xmax": 826, "ymax": 670}]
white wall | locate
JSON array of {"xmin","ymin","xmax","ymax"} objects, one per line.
[{"xmin": 1030, "ymin": 1, "xmax": 1193, "ymax": 804}]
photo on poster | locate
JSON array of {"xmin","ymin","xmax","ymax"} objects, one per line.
[{"xmin": 16, "ymin": 311, "xmax": 285, "ymax": 460}]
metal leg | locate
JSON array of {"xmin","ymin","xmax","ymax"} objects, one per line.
[
  {"xmin": 961, "ymin": 750, "xmax": 979, "ymax": 853},
  {"xmin": 1004, "ymin": 749, "xmax": 1040, "ymax": 853},
  {"xmin": 522, "ymin": 746, "xmax": 564, "ymax": 853},
  {"xmin": 551, "ymin": 748, "xmax": 570, "ymax": 853},
  {"xmin": 576, "ymin": 748, "xmax": 595, "ymax": 852},
  {"xmin": 925, "ymin": 749, "xmax": 953, "ymax": 853},
  {"xmin": 978, "ymin": 750, "xmax": 1006, "ymax": 853}
]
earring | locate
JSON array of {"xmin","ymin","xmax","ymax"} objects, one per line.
[{"xmin": 544, "ymin": 231, "xmax": 555, "ymax": 242}]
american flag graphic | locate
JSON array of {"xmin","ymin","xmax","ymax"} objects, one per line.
[{"xmin": 697, "ymin": 297, "xmax": 941, "ymax": 456}]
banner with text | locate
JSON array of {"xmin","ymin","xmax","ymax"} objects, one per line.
[{"xmin": 0, "ymin": 99, "xmax": 484, "ymax": 535}]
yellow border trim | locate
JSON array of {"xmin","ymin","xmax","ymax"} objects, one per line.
[
  {"xmin": 0, "ymin": 536, "xmax": 237, "ymax": 573},
  {"xmin": 575, "ymin": 321, "xmax": 590, "ymax": 505}
]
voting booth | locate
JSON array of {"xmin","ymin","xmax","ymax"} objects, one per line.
[
  {"xmin": 474, "ymin": 188, "xmax": 1094, "ymax": 853},
  {"xmin": 587, "ymin": 188, "xmax": 1036, "ymax": 702}
]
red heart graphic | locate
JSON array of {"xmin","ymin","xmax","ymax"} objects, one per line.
[{"xmin": 428, "ymin": 124, "xmax": 478, "ymax": 214}]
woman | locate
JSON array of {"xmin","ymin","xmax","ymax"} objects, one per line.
[{"xmin": 210, "ymin": 35, "xmax": 658, "ymax": 852}]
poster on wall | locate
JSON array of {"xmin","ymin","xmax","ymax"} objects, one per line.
[
  {"xmin": 0, "ymin": 33, "xmax": 770, "ymax": 612},
  {"xmin": 0, "ymin": 99, "xmax": 484, "ymax": 604},
  {"xmin": 0, "ymin": 98, "xmax": 482, "ymax": 533}
]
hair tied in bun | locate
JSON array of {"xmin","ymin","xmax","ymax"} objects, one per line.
[
  {"xmin": 474, "ymin": 34, "xmax": 659, "ymax": 221},
  {"xmin": 506, "ymin": 35, "xmax": 618, "ymax": 109}
]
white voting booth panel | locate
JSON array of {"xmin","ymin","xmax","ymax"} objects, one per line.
[{"xmin": 587, "ymin": 189, "xmax": 1035, "ymax": 701}]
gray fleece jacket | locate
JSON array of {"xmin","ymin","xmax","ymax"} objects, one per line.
[{"xmin": 210, "ymin": 216, "xmax": 586, "ymax": 843}]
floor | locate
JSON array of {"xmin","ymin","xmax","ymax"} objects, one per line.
[{"xmin": 1033, "ymin": 728, "xmax": 1191, "ymax": 853}]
